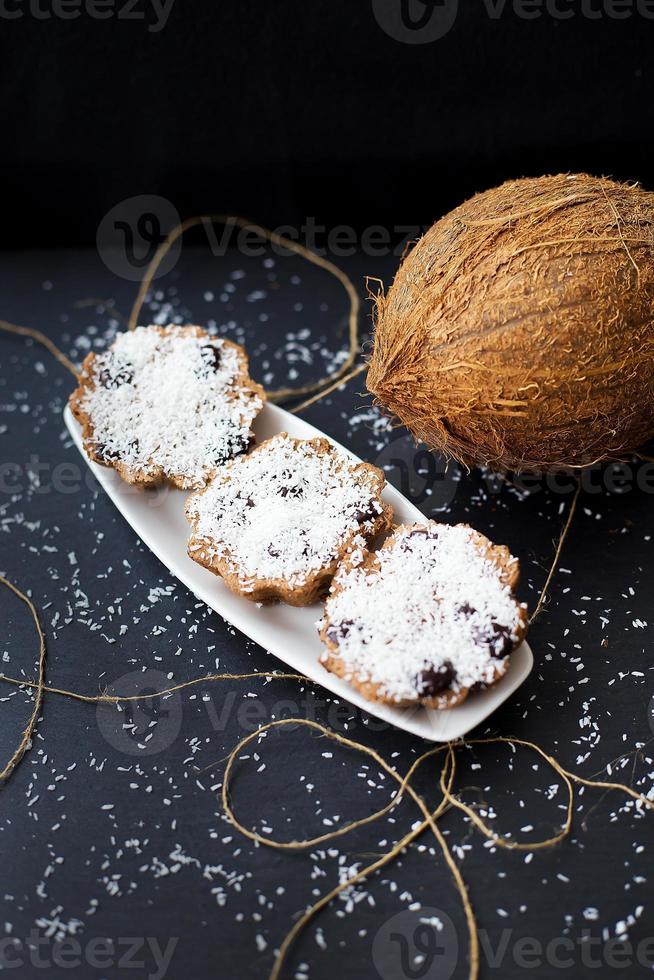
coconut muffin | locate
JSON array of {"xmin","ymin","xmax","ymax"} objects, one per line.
[
  {"xmin": 319, "ymin": 522, "xmax": 528, "ymax": 709},
  {"xmin": 69, "ymin": 324, "xmax": 264, "ymax": 490},
  {"xmin": 185, "ymin": 432, "xmax": 393, "ymax": 605}
]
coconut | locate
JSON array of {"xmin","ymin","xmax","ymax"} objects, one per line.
[{"xmin": 367, "ymin": 173, "xmax": 654, "ymax": 472}]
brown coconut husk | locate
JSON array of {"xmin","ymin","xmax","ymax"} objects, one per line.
[{"xmin": 367, "ymin": 173, "xmax": 654, "ymax": 472}]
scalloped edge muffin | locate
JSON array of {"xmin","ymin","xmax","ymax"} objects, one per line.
[
  {"xmin": 69, "ymin": 323, "xmax": 264, "ymax": 490},
  {"xmin": 319, "ymin": 521, "xmax": 528, "ymax": 709},
  {"xmin": 185, "ymin": 432, "xmax": 393, "ymax": 605}
]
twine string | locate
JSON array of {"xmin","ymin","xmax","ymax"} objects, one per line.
[
  {"xmin": 0, "ymin": 671, "xmax": 307, "ymax": 706},
  {"xmin": 1, "ymin": 212, "xmax": 364, "ymax": 406},
  {"xmin": 0, "ymin": 574, "xmax": 47, "ymax": 783},
  {"xmin": 127, "ymin": 214, "xmax": 362, "ymax": 403},
  {"xmin": 0, "ymin": 319, "xmax": 80, "ymax": 379},
  {"xmin": 289, "ymin": 360, "xmax": 368, "ymax": 415},
  {"xmin": 529, "ymin": 479, "xmax": 581, "ymax": 625}
]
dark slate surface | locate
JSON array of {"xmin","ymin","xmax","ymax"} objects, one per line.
[{"xmin": 1, "ymin": 247, "xmax": 653, "ymax": 980}]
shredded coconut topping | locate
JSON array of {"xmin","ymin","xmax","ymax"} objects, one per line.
[
  {"xmin": 321, "ymin": 523, "xmax": 525, "ymax": 702},
  {"xmin": 80, "ymin": 325, "xmax": 263, "ymax": 487},
  {"xmin": 186, "ymin": 433, "xmax": 385, "ymax": 590}
]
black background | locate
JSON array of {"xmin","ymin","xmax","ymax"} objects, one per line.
[
  {"xmin": 1, "ymin": 0, "xmax": 654, "ymax": 246},
  {"xmin": 1, "ymin": 4, "xmax": 654, "ymax": 980}
]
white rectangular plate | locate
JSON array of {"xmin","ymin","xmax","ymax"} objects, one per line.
[{"xmin": 64, "ymin": 403, "xmax": 532, "ymax": 741}]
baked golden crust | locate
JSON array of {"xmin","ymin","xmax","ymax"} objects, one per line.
[
  {"xmin": 320, "ymin": 522, "xmax": 528, "ymax": 710},
  {"xmin": 69, "ymin": 324, "xmax": 265, "ymax": 490},
  {"xmin": 186, "ymin": 433, "xmax": 393, "ymax": 606}
]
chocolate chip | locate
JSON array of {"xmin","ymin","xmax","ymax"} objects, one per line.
[
  {"xmin": 475, "ymin": 622, "xmax": 513, "ymax": 659},
  {"xmin": 200, "ymin": 344, "xmax": 221, "ymax": 371},
  {"xmin": 487, "ymin": 622, "xmax": 513, "ymax": 659},
  {"xmin": 98, "ymin": 363, "xmax": 133, "ymax": 389},
  {"xmin": 278, "ymin": 485, "xmax": 303, "ymax": 499},
  {"xmin": 326, "ymin": 619, "xmax": 354, "ymax": 646},
  {"xmin": 296, "ymin": 529, "xmax": 311, "ymax": 557},
  {"xmin": 402, "ymin": 526, "xmax": 438, "ymax": 551},
  {"xmin": 229, "ymin": 433, "xmax": 253, "ymax": 458},
  {"xmin": 267, "ymin": 545, "xmax": 280, "ymax": 559},
  {"xmin": 214, "ymin": 431, "xmax": 254, "ymax": 465},
  {"xmin": 457, "ymin": 603, "xmax": 476, "ymax": 618},
  {"xmin": 416, "ymin": 661, "xmax": 455, "ymax": 698},
  {"xmin": 94, "ymin": 443, "xmax": 120, "ymax": 463},
  {"xmin": 354, "ymin": 505, "xmax": 378, "ymax": 524}
]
